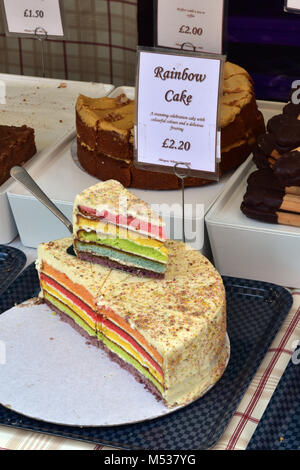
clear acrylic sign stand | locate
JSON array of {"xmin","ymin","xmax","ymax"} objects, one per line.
[
  {"xmin": 173, "ymin": 162, "xmax": 191, "ymax": 243},
  {"xmin": 34, "ymin": 26, "xmax": 48, "ymax": 78}
]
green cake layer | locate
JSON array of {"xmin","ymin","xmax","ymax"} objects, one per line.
[
  {"xmin": 74, "ymin": 241, "xmax": 166, "ymax": 274},
  {"xmin": 77, "ymin": 230, "xmax": 168, "ymax": 264}
]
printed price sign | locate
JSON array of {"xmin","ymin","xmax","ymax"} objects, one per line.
[
  {"xmin": 2, "ymin": 0, "xmax": 64, "ymax": 37},
  {"xmin": 134, "ymin": 48, "xmax": 224, "ymax": 180},
  {"xmin": 285, "ymin": 0, "xmax": 300, "ymax": 12},
  {"xmin": 156, "ymin": 0, "xmax": 225, "ymax": 54}
]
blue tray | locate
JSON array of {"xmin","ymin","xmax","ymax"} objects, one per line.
[
  {"xmin": 247, "ymin": 355, "xmax": 300, "ymax": 450},
  {"xmin": 0, "ymin": 246, "xmax": 26, "ymax": 297},
  {"xmin": 0, "ymin": 263, "xmax": 293, "ymax": 450}
]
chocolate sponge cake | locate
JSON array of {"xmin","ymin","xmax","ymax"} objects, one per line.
[
  {"xmin": 76, "ymin": 62, "xmax": 265, "ymax": 190},
  {"xmin": 0, "ymin": 124, "xmax": 36, "ymax": 186}
]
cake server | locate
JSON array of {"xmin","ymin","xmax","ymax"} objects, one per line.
[{"xmin": 10, "ymin": 166, "xmax": 73, "ymax": 235}]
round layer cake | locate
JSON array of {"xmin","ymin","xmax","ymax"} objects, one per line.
[
  {"xmin": 37, "ymin": 236, "xmax": 229, "ymax": 408},
  {"xmin": 76, "ymin": 62, "xmax": 265, "ymax": 190}
]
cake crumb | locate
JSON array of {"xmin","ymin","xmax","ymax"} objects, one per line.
[{"xmin": 58, "ymin": 83, "xmax": 67, "ymax": 88}]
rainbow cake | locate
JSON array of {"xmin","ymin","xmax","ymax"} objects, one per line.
[
  {"xmin": 73, "ymin": 179, "xmax": 168, "ymax": 278},
  {"xmin": 36, "ymin": 237, "xmax": 228, "ymax": 408}
]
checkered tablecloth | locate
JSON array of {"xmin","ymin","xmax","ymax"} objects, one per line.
[
  {"xmin": 1, "ymin": 241, "xmax": 300, "ymax": 451},
  {"xmin": 0, "ymin": 0, "xmax": 138, "ymax": 86}
]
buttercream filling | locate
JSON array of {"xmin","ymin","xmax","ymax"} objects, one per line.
[
  {"xmin": 76, "ymin": 229, "xmax": 168, "ymax": 264},
  {"xmin": 40, "ymin": 271, "xmax": 164, "ymax": 387},
  {"xmin": 75, "ymin": 241, "xmax": 167, "ymax": 273},
  {"xmin": 77, "ymin": 206, "xmax": 167, "ymax": 241}
]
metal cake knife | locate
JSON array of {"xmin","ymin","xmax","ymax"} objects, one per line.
[{"xmin": 10, "ymin": 166, "xmax": 73, "ymax": 235}]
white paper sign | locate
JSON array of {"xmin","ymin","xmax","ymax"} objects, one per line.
[
  {"xmin": 156, "ymin": 0, "xmax": 224, "ymax": 54},
  {"xmin": 3, "ymin": 0, "xmax": 64, "ymax": 37},
  {"xmin": 285, "ymin": 0, "xmax": 300, "ymax": 11},
  {"xmin": 136, "ymin": 50, "xmax": 223, "ymax": 177}
]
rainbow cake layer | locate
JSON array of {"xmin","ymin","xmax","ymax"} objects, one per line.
[
  {"xmin": 36, "ymin": 237, "xmax": 228, "ymax": 408},
  {"xmin": 73, "ymin": 179, "xmax": 168, "ymax": 278}
]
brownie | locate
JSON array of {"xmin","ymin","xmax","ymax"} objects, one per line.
[{"xmin": 0, "ymin": 124, "xmax": 36, "ymax": 186}]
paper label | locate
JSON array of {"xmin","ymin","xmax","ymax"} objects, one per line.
[
  {"xmin": 285, "ymin": 0, "xmax": 300, "ymax": 10},
  {"xmin": 3, "ymin": 0, "xmax": 64, "ymax": 36},
  {"xmin": 136, "ymin": 50, "xmax": 222, "ymax": 176},
  {"xmin": 156, "ymin": 0, "xmax": 224, "ymax": 54}
]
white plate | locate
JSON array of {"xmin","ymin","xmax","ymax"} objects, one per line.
[{"xmin": 0, "ymin": 301, "xmax": 230, "ymax": 427}]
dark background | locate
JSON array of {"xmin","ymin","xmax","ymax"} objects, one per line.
[{"xmin": 137, "ymin": 0, "xmax": 300, "ymax": 102}]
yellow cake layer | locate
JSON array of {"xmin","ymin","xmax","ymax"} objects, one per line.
[{"xmin": 75, "ymin": 215, "xmax": 167, "ymax": 251}]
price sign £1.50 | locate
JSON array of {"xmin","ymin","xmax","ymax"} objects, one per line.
[{"xmin": 3, "ymin": 0, "xmax": 64, "ymax": 37}]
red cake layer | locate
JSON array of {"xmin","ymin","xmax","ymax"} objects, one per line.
[{"xmin": 78, "ymin": 206, "xmax": 167, "ymax": 241}]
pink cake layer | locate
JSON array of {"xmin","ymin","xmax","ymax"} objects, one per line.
[{"xmin": 78, "ymin": 206, "xmax": 167, "ymax": 241}]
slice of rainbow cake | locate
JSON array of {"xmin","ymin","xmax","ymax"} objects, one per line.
[{"xmin": 72, "ymin": 180, "xmax": 168, "ymax": 278}]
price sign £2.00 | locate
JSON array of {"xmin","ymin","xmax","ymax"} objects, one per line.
[
  {"xmin": 156, "ymin": 0, "xmax": 225, "ymax": 54},
  {"xmin": 3, "ymin": 0, "xmax": 64, "ymax": 37}
]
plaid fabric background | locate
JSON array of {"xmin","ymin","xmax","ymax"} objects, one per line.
[{"xmin": 0, "ymin": 0, "xmax": 138, "ymax": 86}]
